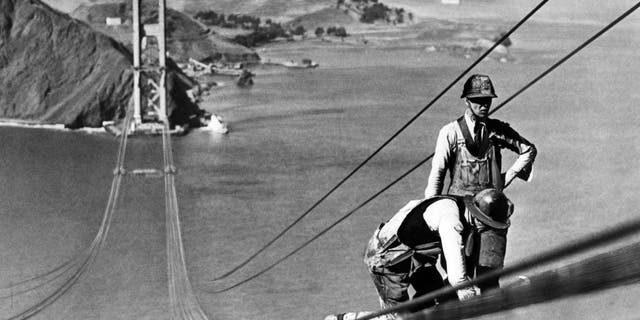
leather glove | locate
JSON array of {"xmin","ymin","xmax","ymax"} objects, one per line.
[{"xmin": 456, "ymin": 285, "xmax": 480, "ymax": 301}]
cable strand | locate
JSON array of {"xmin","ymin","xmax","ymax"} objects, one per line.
[
  {"xmin": 204, "ymin": 1, "xmax": 640, "ymax": 293},
  {"xmin": 209, "ymin": 0, "xmax": 551, "ymax": 281}
]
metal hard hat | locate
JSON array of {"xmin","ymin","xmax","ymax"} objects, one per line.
[
  {"xmin": 464, "ymin": 188, "xmax": 512, "ymax": 229},
  {"xmin": 461, "ymin": 74, "xmax": 498, "ymax": 99}
]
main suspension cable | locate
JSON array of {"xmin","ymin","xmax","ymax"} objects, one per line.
[
  {"xmin": 4, "ymin": 99, "xmax": 134, "ymax": 320},
  {"xmin": 206, "ymin": 157, "xmax": 433, "ymax": 293},
  {"xmin": 210, "ymin": 0, "xmax": 551, "ymax": 281},
  {"xmin": 490, "ymin": 2, "xmax": 640, "ymax": 116},
  {"xmin": 405, "ymin": 242, "xmax": 640, "ymax": 320},
  {"xmin": 360, "ymin": 214, "xmax": 640, "ymax": 320},
  {"xmin": 162, "ymin": 121, "xmax": 209, "ymax": 320},
  {"xmin": 205, "ymin": 1, "xmax": 639, "ymax": 293}
]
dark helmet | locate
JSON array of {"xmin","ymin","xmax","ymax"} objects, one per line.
[
  {"xmin": 461, "ymin": 74, "xmax": 498, "ymax": 99},
  {"xmin": 464, "ymin": 188, "xmax": 512, "ymax": 229}
]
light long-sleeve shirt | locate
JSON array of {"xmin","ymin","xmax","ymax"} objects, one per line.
[
  {"xmin": 423, "ymin": 198, "xmax": 468, "ymax": 286},
  {"xmin": 425, "ymin": 111, "xmax": 537, "ymax": 198},
  {"xmin": 368, "ymin": 198, "xmax": 469, "ymax": 287}
]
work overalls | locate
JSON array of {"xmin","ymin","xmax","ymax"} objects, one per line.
[
  {"xmin": 447, "ymin": 117, "xmax": 507, "ymax": 290},
  {"xmin": 448, "ymin": 117, "xmax": 503, "ymax": 197},
  {"xmin": 363, "ymin": 196, "xmax": 466, "ymax": 316}
]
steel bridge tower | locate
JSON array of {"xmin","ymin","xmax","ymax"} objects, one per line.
[{"xmin": 132, "ymin": 0, "xmax": 168, "ymax": 131}]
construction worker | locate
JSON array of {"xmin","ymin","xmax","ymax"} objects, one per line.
[
  {"xmin": 326, "ymin": 189, "xmax": 512, "ymax": 320},
  {"xmin": 424, "ymin": 74, "xmax": 536, "ymax": 290},
  {"xmin": 425, "ymin": 74, "xmax": 536, "ymax": 198}
]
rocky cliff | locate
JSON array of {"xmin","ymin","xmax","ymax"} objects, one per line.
[{"xmin": 0, "ymin": 0, "xmax": 204, "ymax": 128}]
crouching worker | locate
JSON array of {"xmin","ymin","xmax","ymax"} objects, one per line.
[{"xmin": 326, "ymin": 189, "xmax": 512, "ymax": 320}]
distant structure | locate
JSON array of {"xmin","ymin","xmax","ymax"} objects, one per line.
[
  {"xmin": 105, "ymin": 0, "xmax": 228, "ymax": 135},
  {"xmin": 236, "ymin": 69, "xmax": 255, "ymax": 87},
  {"xmin": 442, "ymin": 0, "xmax": 460, "ymax": 4},
  {"xmin": 105, "ymin": 17, "xmax": 122, "ymax": 26},
  {"xmin": 132, "ymin": 0, "xmax": 167, "ymax": 127}
]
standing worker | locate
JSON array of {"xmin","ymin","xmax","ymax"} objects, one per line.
[{"xmin": 424, "ymin": 74, "xmax": 537, "ymax": 290}]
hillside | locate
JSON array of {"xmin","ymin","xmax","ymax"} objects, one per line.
[
  {"xmin": 176, "ymin": 0, "xmax": 331, "ymax": 21},
  {"xmin": 48, "ymin": 0, "xmax": 413, "ymax": 24},
  {"xmin": 42, "ymin": 0, "xmax": 334, "ymax": 22},
  {"xmin": 70, "ymin": 2, "xmax": 260, "ymax": 63},
  {"xmin": 0, "ymin": 0, "xmax": 204, "ymax": 128},
  {"xmin": 286, "ymin": 7, "xmax": 358, "ymax": 31}
]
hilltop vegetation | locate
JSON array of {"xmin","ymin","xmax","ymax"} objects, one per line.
[
  {"xmin": 71, "ymin": 1, "xmax": 259, "ymax": 63},
  {"xmin": 178, "ymin": 0, "xmax": 329, "ymax": 21},
  {"xmin": 59, "ymin": 0, "xmax": 410, "ymax": 50},
  {"xmin": 192, "ymin": 9, "xmax": 349, "ymax": 47},
  {"xmin": 194, "ymin": 11, "xmax": 261, "ymax": 30},
  {"xmin": 287, "ymin": 7, "xmax": 356, "ymax": 28},
  {"xmin": 338, "ymin": 0, "xmax": 410, "ymax": 24},
  {"xmin": 193, "ymin": 10, "xmax": 294, "ymax": 47}
]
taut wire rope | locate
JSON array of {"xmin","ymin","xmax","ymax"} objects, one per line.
[
  {"xmin": 205, "ymin": 0, "xmax": 640, "ymax": 293},
  {"xmin": 404, "ymin": 242, "xmax": 640, "ymax": 319},
  {"xmin": 0, "ymin": 101, "xmax": 136, "ymax": 299},
  {"xmin": 210, "ymin": 0, "xmax": 551, "ymax": 282},
  {"xmin": 3, "ymin": 99, "xmax": 134, "ymax": 320},
  {"xmin": 162, "ymin": 120, "xmax": 209, "ymax": 320},
  {"xmin": 358, "ymin": 213, "xmax": 640, "ymax": 320}
]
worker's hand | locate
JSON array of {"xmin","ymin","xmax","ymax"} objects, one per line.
[{"xmin": 456, "ymin": 285, "xmax": 480, "ymax": 301}]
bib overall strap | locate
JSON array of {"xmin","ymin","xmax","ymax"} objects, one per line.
[{"xmin": 457, "ymin": 117, "xmax": 488, "ymax": 156}]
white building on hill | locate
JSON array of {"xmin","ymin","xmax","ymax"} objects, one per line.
[{"xmin": 106, "ymin": 17, "xmax": 122, "ymax": 26}]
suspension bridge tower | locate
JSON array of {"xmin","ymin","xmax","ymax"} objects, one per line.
[{"xmin": 131, "ymin": 0, "xmax": 168, "ymax": 134}]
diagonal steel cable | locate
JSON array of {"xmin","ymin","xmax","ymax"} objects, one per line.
[
  {"xmin": 206, "ymin": 156, "xmax": 432, "ymax": 293},
  {"xmin": 162, "ymin": 121, "xmax": 209, "ymax": 320},
  {"xmin": 204, "ymin": 0, "xmax": 640, "ymax": 293},
  {"xmin": 210, "ymin": 0, "xmax": 551, "ymax": 281},
  {"xmin": 8, "ymin": 171, "xmax": 124, "ymax": 320},
  {"xmin": 489, "ymin": 3, "xmax": 640, "ymax": 117},
  {"xmin": 363, "ymin": 214, "xmax": 640, "ymax": 320},
  {"xmin": 403, "ymin": 242, "xmax": 640, "ymax": 320},
  {"xmin": 0, "ymin": 248, "xmax": 89, "ymax": 298},
  {"xmin": 4, "ymin": 99, "xmax": 134, "ymax": 320},
  {"xmin": 0, "ymin": 101, "xmax": 135, "ymax": 298}
]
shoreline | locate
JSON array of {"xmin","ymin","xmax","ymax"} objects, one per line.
[
  {"xmin": 0, "ymin": 120, "xmax": 112, "ymax": 135},
  {"xmin": 0, "ymin": 118, "xmax": 227, "ymax": 135},
  {"xmin": 0, "ymin": 18, "xmax": 623, "ymax": 134},
  {"xmin": 0, "ymin": 119, "xmax": 68, "ymax": 130}
]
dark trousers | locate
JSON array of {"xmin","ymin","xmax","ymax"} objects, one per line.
[
  {"xmin": 369, "ymin": 258, "xmax": 456, "ymax": 313},
  {"xmin": 474, "ymin": 265, "xmax": 500, "ymax": 292}
]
